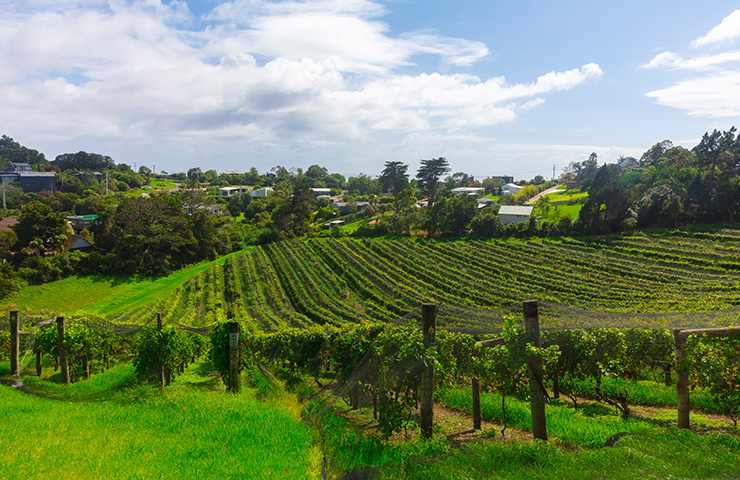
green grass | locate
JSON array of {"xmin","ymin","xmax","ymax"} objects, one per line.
[
  {"xmin": 546, "ymin": 189, "xmax": 588, "ymax": 204},
  {"xmin": 2, "ymin": 249, "xmax": 247, "ymax": 319},
  {"xmin": 0, "ymin": 363, "xmax": 317, "ymax": 479},
  {"xmin": 561, "ymin": 376, "xmax": 720, "ymax": 413},
  {"xmin": 378, "ymin": 429, "xmax": 740, "ymax": 480},
  {"xmin": 437, "ymin": 387, "xmax": 654, "ymax": 448}
]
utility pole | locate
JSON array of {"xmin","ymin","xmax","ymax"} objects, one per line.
[
  {"xmin": 105, "ymin": 171, "xmax": 109, "ymax": 195},
  {"xmin": 552, "ymin": 164, "xmax": 556, "ymax": 181}
]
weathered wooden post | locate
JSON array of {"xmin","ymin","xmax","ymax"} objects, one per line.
[
  {"xmin": 524, "ymin": 300, "xmax": 547, "ymax": 441},
  {"xmin": 674, "ymin": 329, "xmax": 690, "ymax": 429},
  {"xmin": 35, "ymin": 349, "xmax": 42, "ymax": 376},
  {"xmin": 227, "ymin": 321, "xmax": 241, "ymax": 393},
  {"xmin": 56, "ymin": 316, "xmax": 70, "ymax": 385},
  {"xmin": 472, "ymin": 377, "xmax": 482, "ymax": 430},
  {"xmin": 9, "ymin": 311, "xmax": 20, "ymax": 377},
  {"xmin": 420, "ymin": 303, "xmax": 437, "ymax": 439},
  {"xmin": 157, "ymin": 313, "xmax": 165, "ymax": 392}
]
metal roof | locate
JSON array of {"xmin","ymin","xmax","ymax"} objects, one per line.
[{"xmin": 498, "ymin": 205, "xmax": 533, "ymax": 216}]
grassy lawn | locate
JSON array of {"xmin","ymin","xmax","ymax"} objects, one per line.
[
  {"xmin": 1, "ymin": 249, "xmax": 247, "ymax": 319},
  {"xmin": 0, "ymin": 363, "xmax": 317, "ymax": 480},
  {"xmin": 546, "ymin": 189, "xmax": 588, "ymax": 203}
]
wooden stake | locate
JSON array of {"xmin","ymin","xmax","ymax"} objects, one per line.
[
  {"xmin": 56, "ymin": 316, "xmax": 70, "ymax": 385},
  {"xmin": 420, "ymin": 303, "xmax": 437, "ymax": 439},
  {"xmin": 227, "ymin": 322, "xmax": 241, "ymax": 393},
  {"xmin": 472, "ymin": 377, "xmax": 482, "ymax": 430},
  {"xmin": 674, "ymin": 330, "xmax": 690, "ymax": 429},
  {"xmin": 9, "ymin": 311, "xmax": 19, "ymax": 377},
  {"xmin": 524, "ymin": 300, "xmax": 547, "ymax": 441},
  {"xmin": 35, "ymin": 350, "xmax": 42, "ymax": 376}
]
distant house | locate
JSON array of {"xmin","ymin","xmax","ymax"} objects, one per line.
[
  {"xmin": 501, "ymin": 183, "xmax": 523, "ymax": 196},
  {"xmin": 310, "ymin": 188, "xmax": 332, "ymax": 197},
  {"xmin": 250, "ymin": 187, "xmax": 274, "ymax": 198},
  {"xmin": 451, "ymin": 187, "xmax": 485, "ymax": 196},
  {"xmin": 477, "ymin": 198, "xmax": 495, "ymax": 209},
  {"xmin": 333, "ymin": 201, "xmax": 370, "ymax": 215},
  {"xmin": 65, "ymin": 234, "xmax": 93, "ymax": 251},
  {"xmin": 219, "ymin": 186, "xmax": 251, "ymax": 198},
  {"xmin": 490, "ymin": 175, "xmax": 514, "ymax": 185},
  {"xmin": 0, "ymin": 217, "xmax": 18, "ymax": 233},
  {"xmin": 498, "ymin": 205, "xmax": 533, "ymax": 225},
  {"xmin": 1, "ymin": 162, "xmax": 56, "ymax": 193},
  {"xmin": 66, "ymin": 214, "xmax": 100, "ymax": 230}
]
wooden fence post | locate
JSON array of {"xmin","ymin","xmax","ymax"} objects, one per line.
[
  {"xmin": 228, "ymin": 321, "xmax": 241, "ymax": 393},
  {"xmin": 420, "ymin": 303, "xmax": 437, "ymax": 439},
  {"xmin": 524, "ymin": 300, "xmax": 547, "ymax": 441},
  {"xmin": 472, "ymin": 377, "xmax": 482, "ymax": 430},
  {"xmin": 35, "ymin": 350, "xmax": 42, "ymax": 376},
  {"xmin": 56, "ymin": 316, "xmax": 70, "ymax": 385},
  {"xmin": 9, "ymin": 311, "xmax": 20, "ymax": 377},
  {"xmin": 673, "ymin": 330, "xmax": 690, "ymax": 429},
  {"xmin": 157, "ymin": 313, "xmax": 165, "ymax": 393}
]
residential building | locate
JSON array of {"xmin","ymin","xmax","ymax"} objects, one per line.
[
  {"xmin": 498, "ymin": 205, "xmax": 533, "ymax": 225},
  {"xmin": 451, "ymin": 187, "xmax": 485, "ymax": 196},
  {"xmin": 1, "ymin": 162, "xmax": 56, "ymax": 193},
  {"xmin": 219, "ymin": 186, "xmax": 251, "ymax": 198},
  {"xmin": 250, "ymin": 187, "xmax": 274, "ymax": 198},
  {"xmin": 501, "ymin": 183, "xmax": 523, "ymax": 196}
]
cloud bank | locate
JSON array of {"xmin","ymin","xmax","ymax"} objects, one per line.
[{"xmin": 0, "ymin": 0, "xmax": 603, "ymax": 162}]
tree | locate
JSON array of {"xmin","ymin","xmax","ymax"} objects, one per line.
[
  {"xmin": 416, "ymin": 157, "xmax": 450, "ymax": 205},
  {"xmin": 640, "ymin": 140, "xmax": 673, "ymax": 167},
  {"xmin": 428, "ymin": 193, "xmax": 477, "ymax": 236},
  {"xmin": 187, "ymin": 168, "xmax": 203, "ymax": 184},
  {"xmin": 53, "ymin": 151, "xmax": 114, "ymax": 171},
  {"xmin": 99, "ymin": 197, "xmax": 198, "ymax": 276},
  {"xmin": 272, "ymin": 174, "xmax": 315, "ymax": 238},
  {"xmin": 346, "ymin": 174, "xmax": 379, "ymax": 196},
  {"xmin": 379, "ymin": 161, "xmax": 409, "ymax": 195},
  {"xmin": 0, "ymin": 135, "xmax": 47, "ymax": 169},
  {"xmin": 14, "ymin": 201, "xmax": 68, "ymax": 255}
]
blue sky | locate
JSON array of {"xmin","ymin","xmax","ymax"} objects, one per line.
[{"xmin": 2, "ymin": 0, "xmax": 740, "ymax": 179}]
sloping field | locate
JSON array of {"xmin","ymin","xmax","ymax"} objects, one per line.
[{"xmin": 5, "ymin": 229, "xmax": 739, "ymax": 330}]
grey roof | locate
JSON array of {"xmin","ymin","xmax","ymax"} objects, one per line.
[
  {"xmin": 17, "ymin": 171, "xmax": 56, "ymax": 177},
  {"xmin": 498, "ymin": 205, "xmax": 533, "ymax": 216}
]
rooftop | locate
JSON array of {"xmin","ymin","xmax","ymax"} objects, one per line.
[{"xmin": 498, "ymin": 205, "xmax": 533, "ymax": 216}]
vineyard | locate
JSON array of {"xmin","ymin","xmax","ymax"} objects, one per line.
[{"xmin": 102, "ymin": 228, "xmax": 740, "ymax": 331}]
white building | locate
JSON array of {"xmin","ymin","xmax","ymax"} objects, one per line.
[
  {"xmin": 310, "ymin": 188, "xmax": 332, "ymax": 197},
  {"xmin": 219, "ymin": 186, "xmax": 251, "ymax": 198},
  {"xmin": 498, "ymin": 205, "xmax": 533, "ymax": 225},
  {"xmin": 250, "ymin": 187, "xmax": 274, "ymax": 198},
  {"xmin": 451, "ymin": 187, "xmax": 485, "ymax": 196},
  {"xmin": 502, "ymin": 183, "xmax": 523, "ymax": 196}
]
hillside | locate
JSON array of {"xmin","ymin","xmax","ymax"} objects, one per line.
[{"xmin": 7, "ymin": 228, "xmax": 739, "ymax": 330}]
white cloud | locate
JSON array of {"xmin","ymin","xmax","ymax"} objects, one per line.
[
  {"xmin": 692, "ymin": 9, "xmax": 740, "ymax": 48},
  {"xmin": 646, "ymin": 71, "xmax": 740, "ymax": 117},
  {"xmin": 0, "ymin": 0, "xmax": 603, "ymax": 170},
  {"xmin": 643, "ymin": 50, "xmax": 740, "ymax": 70}
]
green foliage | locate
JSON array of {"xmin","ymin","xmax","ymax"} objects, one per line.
[
  {"xmin": 133, "ymin": 325, "xmax": 205, "ymax": 384},
  {"xmin": 687, "ymin": 335, "xmax": 740, "ymax": 425},
  {"xmin": 14, "ymin": 200, "xmax": 68, "ymax": 255}
]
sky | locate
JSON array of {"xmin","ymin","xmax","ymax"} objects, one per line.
[{"xmin": 2, "ymin": 0, "xmax": 740, "ymax": 179}]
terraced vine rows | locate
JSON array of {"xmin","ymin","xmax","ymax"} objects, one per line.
[{"xmin": 120, "ymin": 229, "xmax": 740, "ymax": 331}]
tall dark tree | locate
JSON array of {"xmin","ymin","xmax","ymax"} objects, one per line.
[
  {"xmin": 640, "ymin": 140, "xmax": 673, "ymax": 167},
  {"xmin": 379, "ymin": 161, "xmax": 409, "ymax": 195},
  {"xmin": 14, "ymin": 201, "xmax": 68, "ymax": 255},
  {"xmin": 416, "ymin": 157, "xmax": 450, "ymax": 205},
  {"xmin": 54, "ymin": 151, "xmax": 114, "ymax": 171},
  {"xmin": 0, "ymin": 135, "xmax": 47, "ymax": 169}
]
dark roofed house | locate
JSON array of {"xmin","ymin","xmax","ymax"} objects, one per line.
[
  {"xmin": 65, "ymin": 234, "xmax": 93, "ymax": 251},
  {"xmin": 1, "ymin": 162, "xmax": 56, "ymax": 193}
]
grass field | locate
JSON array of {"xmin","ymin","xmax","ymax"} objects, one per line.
[
  {"xmin": 0, "ymin": 363, "xmax": 317, "ymax": 480},
  {"xmin": 1, "ymin": 249, "xmax": 247, "ymax": 321}
]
